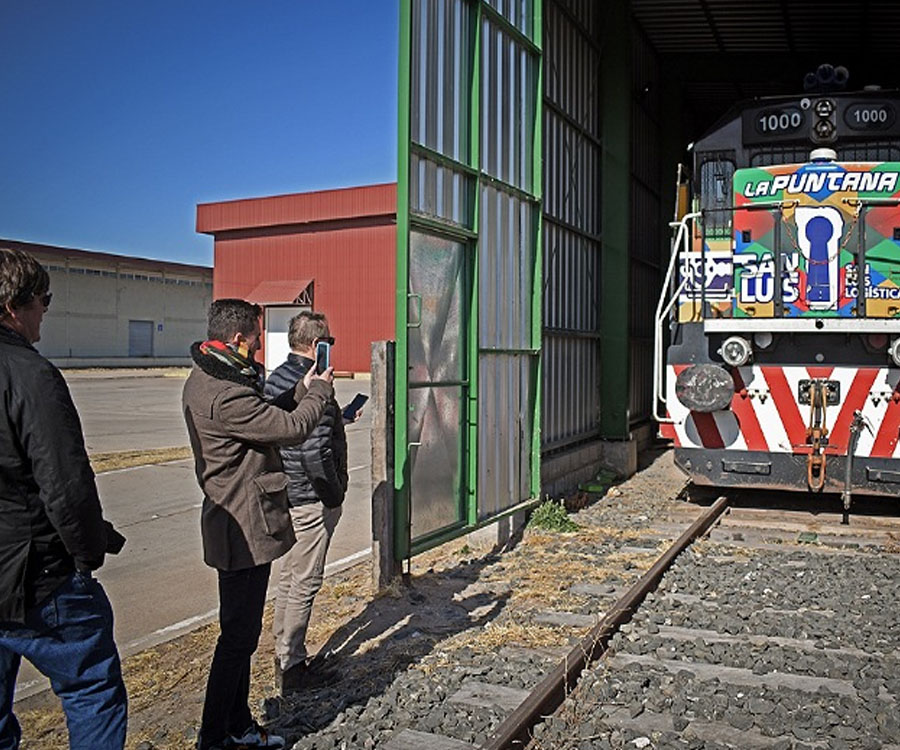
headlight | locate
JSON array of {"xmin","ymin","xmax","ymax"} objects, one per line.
[
  {"xmin": 675, "ymin": 364, "xmax": 735, "ymax": 412},
  {"xmin": 890, "ymin": 337, "xmax": 900, "ymax": 367},
  {"xmin": 720, "ymin": 336, "xmax": 752, "ymax": 367}
]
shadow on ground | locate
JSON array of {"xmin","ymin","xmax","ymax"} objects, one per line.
[{"xmin": 268, "ymin": 549, "xmax": 514, "ymax": 744}]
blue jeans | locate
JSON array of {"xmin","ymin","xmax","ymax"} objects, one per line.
[{"xmin": 0, "ymin": 572, "xmax": 127, "ymax": 750}]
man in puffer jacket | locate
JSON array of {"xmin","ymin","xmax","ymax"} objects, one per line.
[{"xmin": 264, "ymin": 311, "xmax": 348, "ymax": 694}]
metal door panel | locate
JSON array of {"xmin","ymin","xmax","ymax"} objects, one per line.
[{"xmin": 398, "ymin": 0, "xmax": 542, "ymax": 559}]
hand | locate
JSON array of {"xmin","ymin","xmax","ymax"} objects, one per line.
[
  {"xmin": 342, "ymin": 409, "xmax": 363, "ymax": 425},
  {"xmin": 311, "ymin": 366, "xmax": 334, "ymax": 385}
]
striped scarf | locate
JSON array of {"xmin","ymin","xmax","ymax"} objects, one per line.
[{"xmin": 199, "ymin": 339, "xmax": 263, "ymax": 391}]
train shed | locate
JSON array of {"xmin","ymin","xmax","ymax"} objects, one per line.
[{"xmin": 199, "ymin": 1, "xmax": 900, "ymax": 563}]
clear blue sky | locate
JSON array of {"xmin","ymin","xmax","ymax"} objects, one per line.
[{"xmin": 0, "ymin": 2, "xmax": 398, "ymax": 267}]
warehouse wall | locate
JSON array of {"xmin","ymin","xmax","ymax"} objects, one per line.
[{"xmin": 3, "ymin": 240, "xmax": 211, "ymax": 362}]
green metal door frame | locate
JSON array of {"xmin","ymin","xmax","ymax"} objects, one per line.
[{"xmin": 395, "ymin": 0, "xmax": 543, "ymax": 561}]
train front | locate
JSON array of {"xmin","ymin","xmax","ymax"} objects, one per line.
[{"xmin": 660, "ymin": 152, "xmax": 900, "ymax": 503}]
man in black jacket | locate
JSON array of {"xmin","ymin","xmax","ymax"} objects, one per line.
[
  {"xmin": 0, "ymin": 247, "xmax": 127, "ymax": 749},
  {"xmin": 264, "ymin": 311, "xmax": 348, "ymax": 693}
]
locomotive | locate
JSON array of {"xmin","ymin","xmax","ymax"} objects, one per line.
[{"xmin": 654, "ymin": 67, "xmax": 900, "ymax": 513}]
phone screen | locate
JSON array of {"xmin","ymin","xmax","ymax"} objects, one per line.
[
  {"xmin": 341, "ymin": 393, "xmax": 369, "ymax": 421},
  {"xmin": 315, "ymin": 341, "xmax": 331, "ymax": 374}
]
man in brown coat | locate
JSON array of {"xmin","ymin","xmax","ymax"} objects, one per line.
[{"xmin": 183, "ymin": 299, "xmax": 333, "ymax": 750}]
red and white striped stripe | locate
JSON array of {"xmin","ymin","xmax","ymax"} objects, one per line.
[{"xmin": 661, "ymin": 365, "xmax": 900, "ymax": 459}]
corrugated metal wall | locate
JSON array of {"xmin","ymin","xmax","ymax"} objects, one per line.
[
  {"xmin": 629, "ymin": 27, "xmax": 662, "ymax": 429},
  {"xmin": 212, "ymin": 226, "xmax": 395, "ymax": 374},
  {"xmin": 202, "ymin": 185, "xmax": 397, "ymax": 374},
  {"xmin": 542, "ymin": 0, "xmax": 602, "ymax": 452}
]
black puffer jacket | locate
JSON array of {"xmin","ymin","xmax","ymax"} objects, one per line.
[
  {"xmin": 0, "ymin": 325, "xmax": 110, "ymax": 623},
  {"xmin": 264, "ymin": 354, "xmax": 348, "ymax": 508}
]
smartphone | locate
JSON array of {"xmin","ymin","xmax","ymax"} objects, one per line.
[
  {"xmin": 315, "ymin": 341, "xmax": 331, "ymax": 374},
  {"xmin": 342, "ymin": 393, "xmax": 369, "ymax": 422}
]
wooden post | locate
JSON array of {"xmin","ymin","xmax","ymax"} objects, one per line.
[{"xmin": 370, "ymin": 340, "xmax": 400, "ymax": 590}]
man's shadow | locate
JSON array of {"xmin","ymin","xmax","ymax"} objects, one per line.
[{"xmin": 270, "ymin": 550, "xmax": 513, "ymax": 740}]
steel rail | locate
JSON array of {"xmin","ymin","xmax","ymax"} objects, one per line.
[{"xmin": 482, "ymin": 494, "xmax": 731, "ymax": 750}]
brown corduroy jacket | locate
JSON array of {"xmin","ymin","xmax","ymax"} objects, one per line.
[{"xmin": 182, "ymin": 346, "xmax": 331, "ymax": 571}]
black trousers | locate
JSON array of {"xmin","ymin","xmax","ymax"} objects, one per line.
[{"xmin": 198, "ymin": 563, "xmax": 270, "ymax": 750}]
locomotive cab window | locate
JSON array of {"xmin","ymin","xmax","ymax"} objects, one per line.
[{"xmin": 699, "ymin": 158, "xmax": 735, "ymax": 239}]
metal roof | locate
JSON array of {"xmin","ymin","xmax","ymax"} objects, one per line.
[
  {"xmin": 631, "ymin": 0, "xmax": 900, "ymax": 133},
  {"xmin": 197, "ymin": 183, "xmax": 396, "ymax": 235},
  {"xmin": 246, "ymin": 279, "xmax": 314, "ymax": 306},
  {"xmin": 1, "ymin": 238, "xmax": 211, "ymax": 275}
]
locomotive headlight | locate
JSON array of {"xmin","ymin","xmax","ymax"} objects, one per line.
[
  {"xmin": 675, "ymin": 364, "xmax": 735, "ymax": 412},
  {"xmin": 890, "ymin": 337, "xmax": 900, "ymax": 367},
  {"xmin": 720, "ymin": 336, "xmax": 752, "ymax": 367}
]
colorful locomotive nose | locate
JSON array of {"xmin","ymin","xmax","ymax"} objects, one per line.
[{"xmin": 656, "ymin": 94, "xmax": 900, "ymax": 504}]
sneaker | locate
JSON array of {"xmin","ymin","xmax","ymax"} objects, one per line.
[{"xmin": 228, "ymin": 720, "xmax": 285, "ymax": 749}]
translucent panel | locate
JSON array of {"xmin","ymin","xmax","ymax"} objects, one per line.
[
  {"xmin": 410, "ymin": 153, "xmax": 474, "ymax": 226},
  {"xmin": 481, "ymin": 18, "xmax": 537, "ymax": 190},
  {"xmin": 544, "ymin": 1, "xmax": 601, "ymax": 140},
  {"xmin": 542, "ymin": 221, "xmax": 601, "ymax": 332},
  {"xmin": 478, "ymin": 353, "xmax": 533, "ymax": 517},
  {"xmin": 408, "ymin": 231, "xmax": 466, "ymax": 385},
  {"xmin": 552, "ymin": 0, "xmax": 598, "ymax": 33},
  {"xmin": 542, "ymin": 108, "xmax": 601, "ymax": 234},
  {"xmin": 479, "ymin": 186, "xmax": 535, "ymax": 349},
  {"xmin": 541, "ymin": 333, "xmax": 601, "ymax": 450},
  {"xmin": 539, "ymin": 0, "xmax": 603, "ymax": 451},
  {"xmin": 408, "ymin": 385, "xmax": 465, "ymax": 537},
  {"xmin": 411, "ymin": 0, "xmax": 473, "ymax": 161},
  {"xmin": 485, "ymin": 0, "xmax": 534, "ymax": 36}
]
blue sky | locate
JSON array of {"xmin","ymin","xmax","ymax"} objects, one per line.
[{"xmin": 0, "ymin": 2, "xmax": 398, "ymax": 267}]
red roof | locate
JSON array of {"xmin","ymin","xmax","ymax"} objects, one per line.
[{"xmin": 197, "ymin": 183, "xmax": 396, "ymax": 234}]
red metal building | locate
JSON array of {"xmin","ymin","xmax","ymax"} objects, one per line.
[{"xmin": 197, "ymin": 183, "xmax": 397, "ymax": 373}]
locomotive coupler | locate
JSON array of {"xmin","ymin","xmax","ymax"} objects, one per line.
[
  {"xmin": 841, "ymin": 411, "xmax": 871, "ymax": 525},
  {"xmin": 805, "ymin": 380, "xmax": 830, "ymax": 492}
]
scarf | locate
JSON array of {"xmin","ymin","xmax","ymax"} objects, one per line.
[{"xmin": 198, "ymin": 339, "xmax": 263, "ymax": 391}]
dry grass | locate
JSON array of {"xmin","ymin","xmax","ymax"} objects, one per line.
[
  {"xmin": 17, "ymin": 464, "xmax": 687, "ymax": 749},
  {"xmin": 90, "ymin": 447, "xmax": 193, "ymax": 474}
]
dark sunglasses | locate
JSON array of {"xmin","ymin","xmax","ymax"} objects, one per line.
[
  {"xmin": 316, "ymin": 336, "xmax": 335, "ymax": 346},
  {"xmin": 33, "ymin": 292, "xmax": 52, "ymax": 308}
]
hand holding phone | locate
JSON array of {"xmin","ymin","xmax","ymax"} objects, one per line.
[
  {"xmin": 315, "ymin": 341, "xmax": 331, "ymax": 374},
  {"xmin": 342, "ymin": 393, "xmax": 369, "ymax": 422},
  {"xmin": 303, "ymin": 364, "xmax": 333, "ymax": 388}
]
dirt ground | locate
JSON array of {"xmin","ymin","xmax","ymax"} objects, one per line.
[
  {"xmin": 16, "ymin": 537, "xmax": 495, "ymax": 750},
  {"xmin": 16, "ymin": 449, "xmax": 685, "ymax": 750}
]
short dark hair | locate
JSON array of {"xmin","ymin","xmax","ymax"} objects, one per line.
[
  {"xmin": 0, "ymin": 247, "xmax": 50, "ymax": 311},
  {"xmin": 288, "ymin": 311, "xmax": 329, "ymax": 349},
  {"xmin": 207, "ymin": 298, "xmax": 262, "ymax": 341}
]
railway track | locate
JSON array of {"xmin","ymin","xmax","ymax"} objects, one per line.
[
  {"xmin": 515, "ymin": 498, "xmax": 900, "ymax": 750},
  {"xmin": 278, "ymin": 461, "xmax": 900, "ymax": 750}
]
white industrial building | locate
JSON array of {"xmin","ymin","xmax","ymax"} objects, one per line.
[{"xmin": 2, "ymin": 239, "xmax": 212, "ymax": 366}]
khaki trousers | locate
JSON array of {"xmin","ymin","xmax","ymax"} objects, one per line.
[{"xmin": 272, "ymin": 503, "xmax": 342, "ymax": 671}]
